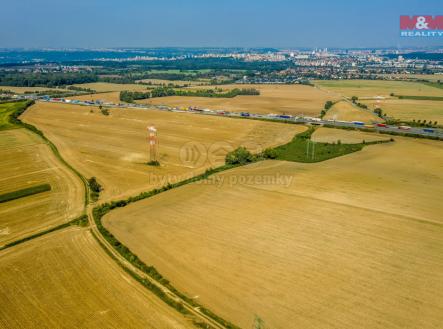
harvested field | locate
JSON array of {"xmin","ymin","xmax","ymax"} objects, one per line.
[
  {"xmin": 323, "ymin": 101, "xmax": 382, "ymax": 123},
  {"xmin": 362, "ymin": 98, "xmax": 443, "ymax": 123},
  {"xmin": 104, "ymin": 137, "xmax": 443, "ymax": 329},
  {"xmin": 71, "ymin": 82, "xmax": 150, "ymax": 92},
  {"xmin": 22, "ymin": 102, "xmax": 303, "ymax": 201},
  {"xmin": 315, "ymin": 79, "xmax": 443, "ymax": 98},
  {"xmin": 67, "ymin": 92, "xmax": 122, "ymax": 104},
  {"xmin": 0, "ymin": 86, "xmax": 60, "ymax": 94},
  {"xmin": 0, "ymin": 129, "xmax": 83, "ymax": 246},
  {"xmin": 138, "ymin": 84, "xmax": 338, "ymax": 117},
  {"xmin": 0, "ymin": 227, "xmax": 194, "ymax": 328},
  {"xmin": 311, "ymin": 127, "xmax": 390, "ymax": 144}
]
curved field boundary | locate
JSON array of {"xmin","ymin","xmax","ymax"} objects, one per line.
[
  {"xmin": 12, "ymin": 102, "xmax": 395, "ymax": 328},
  {"xmin": 91, "ymin": 130, "xmax": 390, "ymax": 328},
  {"xmin": 91, "ymin": 128, "xmax": 393, "ymax": 328},
  {"xmin": 10, "ymin": 101, "xmax": 239, "ymax": 328},
  {"xmin": 0, "ymin": 101, "xmax": 89, "ymax": 248},
  {"xmin": 92, "ymin": 165, "xmax": 242, "ymax": 329},
  {"xmin": 10, "ymin": 101, "xmax": 90, "ymax": 205},
  {"xmin": 89, "ymin": 231, "xmax": 221, "ymax": 329}
]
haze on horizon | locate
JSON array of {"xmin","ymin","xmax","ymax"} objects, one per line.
[{"xmin": 1, "ymin": 0, "xmax": 443, "ymax": 49}]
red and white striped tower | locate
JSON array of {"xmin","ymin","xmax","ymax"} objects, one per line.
[{"xmin": 147, "ymin": 126, "xmax": 158, "ymax": 162}]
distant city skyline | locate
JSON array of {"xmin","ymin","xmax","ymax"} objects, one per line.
[{"xmin": 1, "ymin": 0, "xmax": 443, "ymax": 48}]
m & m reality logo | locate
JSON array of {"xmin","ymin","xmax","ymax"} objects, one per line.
[{"xmin": 400, "ymin": 16, "xmax": 443, "ymax": 37}]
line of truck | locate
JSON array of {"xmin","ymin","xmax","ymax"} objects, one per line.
[{"xmin": 19, "ymin": 94, "xmax": 443, "ymax": 139}]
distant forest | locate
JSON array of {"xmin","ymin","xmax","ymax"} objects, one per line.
[{"xmin": 0, "ymin": 58, "xmax": 293, "ymax": 88}]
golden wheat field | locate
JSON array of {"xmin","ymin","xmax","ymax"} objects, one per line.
[
  {"xmin": 0, "ymin": 227, "xmax": 194, "ymax": 328},
  {"xmin": 362, "ymin": 98, "xmax": 443, "ymax": 123},
  {"xmin": 138, "ymin": 84, "xmax": 338, "ymax": 116},
  {"xmin": 311, "ymin": 127, "xmax": 390, "ymax": 144},
  {"xmin": 323, "ymin": 100, "xmax": 383, "ymax": 123},
  {"xmin": 315, "ymin": 80, "xmax": 443, "ymax": 98},
  {"xmin": 104, "ymin": 136, "xmax": 443, "ymax": 329},
  {"xmin": 0, "ymin": 86, "xmax": 60, "ymax": 94},
  {"xmin": 21, "ymin": 102, "xmax": 303, "ymax": 201},
  {"xmin": 71, "ymin": 82, "xmax": 150, "ymax": 92},
  {"xmin": 0, "ymin": 129, "xmax": 83, "ymax": 246},
  {"xmin": 66, "ymin": 92, "xmax": 122, "ymax": 104}
]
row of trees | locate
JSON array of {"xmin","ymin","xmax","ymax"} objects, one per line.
[
  {"xmin": 66, "ymin": 85, "xmax": 95, "ymax": 93},
  {"xmin": 0, "ymin": 72, "xmax": 97, "ymax": 87},
  {"xmin": 120, "ymin": 90, "xmax": 151, "ymax": 103},
  {"xmin": 148, "ymin": 87, "xmax": 260, "ymax": 99},
  {"xmin": 410, "ymin": 119, "xmax": 439, "ymax": 127},
  {"xmin": 120, "ymin": 87, "xmax": 260, "ymax": 102},
  {"xmin": 320, "ymin": 100, "xmax": 334, "ymax": 118},
  {"xmin": 225, "ymin": 146, "xmax": 278, "ymax": 165}
]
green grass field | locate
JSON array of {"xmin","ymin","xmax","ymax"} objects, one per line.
[
  {"xmin": 0, "ymin": 184, "xmax": 51, "ymax": 203},
  {"xmin": 376, "ymin": 74, "xmax": 443, "ymax": 82},
  {"xmin": 273, "ymin": 128, "xmax": 363, "ymax": 162},
  {"xmin": 0, "ymin": 101, "xmax": 28, "ymax": 130},
  {"xmin": 314, "ymin": 79, "xmax": 443, "ymax": 97},
  {"xmin": 398, "ymin": 95, "xmax": 443, "ymax": 101},
  {"xmin": 147, "ymin": 69, "xmax": 211, "ymax": 75},
  {"xmin": 422, "ymin": 81, "xmax": 443, "ymax": 90}
]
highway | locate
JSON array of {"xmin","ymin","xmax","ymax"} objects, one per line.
[{"xmin": 14, "ymin": 94, "xmax": 443, "ymax": 140}]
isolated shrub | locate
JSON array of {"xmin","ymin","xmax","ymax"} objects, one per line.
[
  {"xmin": 324, "ymin": 100, "xmax": 333, "ymax": 110},
  {"xmin": 88, "ymin": 177, "xmax": 102, "ymax": 193},
  {"xmin": 225, "ymin": 147, "xmax": 254, "ymax": 165},
  {"xmin": 374, "ymin": 107, "xmax": 383, "ymax": 118}
]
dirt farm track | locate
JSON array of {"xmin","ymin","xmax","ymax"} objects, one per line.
[
  {"xmin": 1, "ymin": 95, "xmax": 442, "ymax": 329},
  {"xmin": 0, "ymin": 129, "xmax": 83, "ymax": 246},
  {"xmin": 0, "ymin": 227, "xmax": 195, "ymax": 328}
]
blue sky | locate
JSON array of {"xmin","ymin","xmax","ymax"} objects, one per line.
[{"xmin": 1, "ymin": 0, "xmax": 442, "ymax": 48}]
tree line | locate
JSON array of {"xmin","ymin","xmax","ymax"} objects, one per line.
[
  {"xmin": 120, "ymin": 87, "xmax": 260, "ymax": 102},
  {"xmin": 0, "ymin": 71, "xmax": 97, "ymax": 88}
]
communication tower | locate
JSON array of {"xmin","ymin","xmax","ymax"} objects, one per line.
[{"xmin": 147, "ymin": 126, "xmax": 158, "ymax": 163}]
